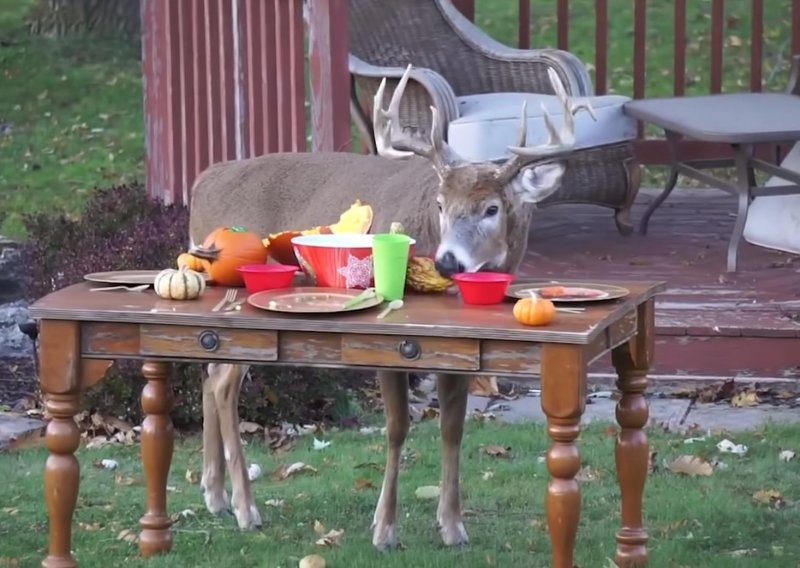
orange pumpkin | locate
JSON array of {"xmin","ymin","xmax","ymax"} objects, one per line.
[
  {"xmin": 189, "ymin": 226, "xmax": 268, "ymax": 286},
  {"xmin": 513, "ymin": 292, "xmax": 556, "ymax": 326}
]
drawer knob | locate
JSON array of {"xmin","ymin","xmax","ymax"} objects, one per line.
[
  {"xmin": 198, "ymin": 330, "xmax": 220, "ymax": 352},
  {"xmin": 398, "ymin": 339, "xmax": 421, "ymax": 361}
]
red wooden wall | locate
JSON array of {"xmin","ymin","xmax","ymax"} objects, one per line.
[{"xmin": 141, "ymin": 0, "xmax": 800, "ymax": 206}]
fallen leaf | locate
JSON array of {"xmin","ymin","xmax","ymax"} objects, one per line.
[
  {"xmin": 299, "ymin": 554, "xmax": 326, "ymax": 568},
  {"xmin": 115, "ymin": 473, "xmax": 140, "ymax": 486},
  {"xmin": 753, "ymin": 489, "xmax": 786, "ymax": 508},
  {"xmin": 728, "ymin": 34, "xmax": 743, "ymax": 47},
  {"xmin": 469, "ymin": 376, "xmax": 500, "ymax": 397},
  {"xmin": 184, "ymin": 469, "xmax": 201, "ymax": 484},
  {"xmin": 482, "ymin": 444, "xmax": 511, "ymax": 458},
  {"xmin": 170, "ymin": 509, "xmax": 196, "ymax": 522},
  {"xmin": 415, "ymin": 485, "xmax": 441, "ymax": 499},
  {"xmin": 575, "ymin": 466, "xmax": 599, "ymax": 482},
  {"xmin": 1, "ymin": 507, "xmax": 19, "ymax": 516},
  {"xmin": 117, "ymin": 529, "xmax": 138, "ymax": 544},
  {"xmin": 668, "ymin": 455, "xmax": 713, "ymax": 476},
  {"xmin": 731, "ymin": 390, "xmax": 760, "ymax": 407},
  {"xmin": 469, "ymin": 409, "xmax": 496, "ymax": 423},
  {"xmin": 354, "ymin": 478, "xmax": 376, "ymax": 491},
  {"xmin": 648, "ymin": 450, "xmax": 659, "ymax": 474},
  {"xmin": 313, "ymin": 522, "xmax": 344, "ymax": 546},
  {"xmin": 239, "ymin": 421, "xmax": 262, "ymax": 434},
  {"xmin": 420, "ymin": 407, "xmax": 440, "ymax": 421},
  {"xmin": 271, "ymin": 462, "xmax": 318, "ymax": 481},
  {"xmin": 264, "ymin": 499, "xmax": 285, "ymax": 508},
  {"xmin": 313, "ymin": 437, "xmax": 331, "ymax": 450},
  {"xmin": 354, "ymin": 461, "xmax": 384, "ymax": 472},
  {"xmin": 778, "ymin": 450, "xmax": 795, "ymax": 462},
  {"xmin": 78, "ymin": 522, "xmax": 102, "ymax": 531},
  {"xmin": 482, "ymin": 470, "xmax": 494, "ymax": 481}
]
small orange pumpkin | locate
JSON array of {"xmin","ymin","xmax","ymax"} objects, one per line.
[
  {"xmin": 513, "ymin": 292, "xmax": 556, "ymax": 326},
  {"xmin": 189, "ymin": 226, "xmax": 268, "ymax": 286}
]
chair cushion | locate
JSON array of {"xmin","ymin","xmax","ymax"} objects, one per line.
[{"xmin": 447, "ymin": 92, "xmax": 637, "ymax": 163}]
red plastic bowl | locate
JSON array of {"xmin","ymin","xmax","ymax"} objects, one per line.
[
  {"xmin": 291, "ymin": 234, "xmax": 416, "ymax": 289},
  {"xmin": 452, "ymin": 272, "xmax": 515, "ymax": 305},
  {"xmin": 237, "ymin": 264, "xmax": 298, "ymax": 294}
]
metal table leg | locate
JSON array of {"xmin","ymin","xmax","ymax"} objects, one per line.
[
  {"xmin": 726, "ymin": 144, "xmax": 756, "ymax": 272},
  {"xmin": 639, "ymin": 130, "xmax": 681, "ymax": 235}
]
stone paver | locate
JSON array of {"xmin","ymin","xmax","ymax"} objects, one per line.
[
  {"xmin": 0, "ymin": 412, "xmax": 44, "ymax": 451},
  {"xmin": 460, "ymin": 394, "xmax": 800, "ymax": 432}
]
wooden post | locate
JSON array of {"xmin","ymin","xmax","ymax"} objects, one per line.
[
  {"xmin": 141, "ymin": 0, "xmax": 307, "ymax": 206},
  {"xmin": 308, "ymin": 0, "xmax": 352, "ymax": 152}
]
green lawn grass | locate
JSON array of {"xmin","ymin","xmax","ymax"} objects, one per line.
[
  {"xmin": 1, "ymin": 419, "xmax": 799, "ymax": 567},
  {"xmin": 1, "ymin": 0, "xmax": 797, "ymax": 238}
]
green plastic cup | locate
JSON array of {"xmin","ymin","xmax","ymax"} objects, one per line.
[{"xmin": 372, "ymin": 233, "xmax": 412, "ymax": 301}]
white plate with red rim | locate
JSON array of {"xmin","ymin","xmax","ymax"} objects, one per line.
[{"xmin": 506, "ymin": 281, "xmax": 630, "ymax": 303}]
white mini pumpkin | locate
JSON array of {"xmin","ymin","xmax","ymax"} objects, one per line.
[{"xmin": 153, "ymin": 266, "xmax": 206, "ymax": 300}]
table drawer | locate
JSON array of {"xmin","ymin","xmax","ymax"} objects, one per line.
[
  {"xmin": 140, "ymin": 325, "xmax": 277, "ymax": 362},
  {"xmin": 341, "ymin": 334, "xmax": 480, "ymax": 371}
]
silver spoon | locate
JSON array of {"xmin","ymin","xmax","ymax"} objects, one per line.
[{"xmin": 376, "ymin": 299, "xmax": 404, "ymax": 319}]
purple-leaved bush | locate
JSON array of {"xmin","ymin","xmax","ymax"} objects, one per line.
[{"xmin": 20, "ymin": 183, "xmax": 374, "ymax": 429}]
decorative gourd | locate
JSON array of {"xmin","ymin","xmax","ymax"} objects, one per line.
[
  {"xmin": 154, "ymin": 267, "xmax": 206, "ymax": 300},
  {"xmin": 405, "ymin": 256, "xmax": 453, "ymax": 293},
  {"xmin": 177, "ymin": 252, "xmax": 208, "ymax": 272},
  {"xmin": 263, "ymin": 200, "xmax": 374, "ymax": 266},
  {"xmin": 190, "ymin": 226, "xmax": 268, "ymax": 286},
  {"xmin": 513, "ymin": 292, "xmax": 556, "ymax": 326}
]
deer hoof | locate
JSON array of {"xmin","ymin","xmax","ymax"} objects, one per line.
[
  {"xmin": 234, "ymin": 502, "xmax": 263, "ymax": 530},
  {"xmin": 372, "ymin": 520, "xmax": 400, "ymax": 551},
  {"xmin": 437, "ymin": 518, "xmax": 469, "ymax": 547},
  {"xmin": 203, "ymin": 487, "xmax": 230, "ymax": 516}
]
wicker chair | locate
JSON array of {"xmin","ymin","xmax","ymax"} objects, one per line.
[{"xmin": 348, "ymin": 0, "xmax": 640, "ymax": 235}]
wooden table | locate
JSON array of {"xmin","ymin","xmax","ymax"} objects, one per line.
[
  {"xmin": 29, "ymin": 279, "xmax": 664, "ymax": 568},
  {"xmin": 624, "ymin": 66, "xmax": 800, "ymax": 273}
]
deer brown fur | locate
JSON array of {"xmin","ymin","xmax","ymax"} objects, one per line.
[{"xmin": 192, "ymin": 65, "xmax": 593, "ymax": 548}]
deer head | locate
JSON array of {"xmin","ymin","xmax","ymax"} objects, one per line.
[{"xmin": 373, "ymin": 64, "xmax": 595, "ymax": 277}]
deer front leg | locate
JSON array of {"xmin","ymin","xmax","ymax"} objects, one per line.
[
  {"xmin": 372, "ymin": 370, "xmax": 410, "ymax": 551},
  {"xmin": 436, "ymin": 373, "xmax": 470, "ymax": 546},
  {"xmin": 212, "ymin": 363, "xmax": 262, "ymax": 530},
  {"xmin": 201, "ymin": 364, "xmax": 229, "ymax": 515}
]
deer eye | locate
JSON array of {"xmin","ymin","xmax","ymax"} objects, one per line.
[{"xmin": 485, "ymin": 205, "xmax": 499, "ymax": 217}]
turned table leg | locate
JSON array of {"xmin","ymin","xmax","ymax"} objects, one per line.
[
  {"xmin": 139, "ymin": 361, "xmax": 175, "ymax": 557},
  {"xmin": 42, "ymin": 394, "xmax": 82, "ymax": 568},
  {"xmin": 611, "ymin": 301, "xmax": 654, "ymax": 567},
  {"xmin": 541, "ymin": 344, "xmax": 587, "ymax": 568}
]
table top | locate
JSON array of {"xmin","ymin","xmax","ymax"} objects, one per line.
[
  {"xmin": 624, "ymin": 92, "xmax": 800, "ymax": 143},
  {"xmin": 29, "ymin": 280, "xmax": 664, "ymax": 345}
]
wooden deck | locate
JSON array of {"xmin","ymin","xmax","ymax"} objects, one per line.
[{"xmin": 521, "ymin": 187, "xmax": 800, "ymax": 383}]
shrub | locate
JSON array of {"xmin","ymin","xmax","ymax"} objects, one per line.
[{"xmin": 20, "ymin": 183, "xmax": 377, "ymax": 430}]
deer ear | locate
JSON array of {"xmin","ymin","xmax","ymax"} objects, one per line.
[{"xmin": 512, "ymin": 163, "xmax": 565, "ymax": 204}]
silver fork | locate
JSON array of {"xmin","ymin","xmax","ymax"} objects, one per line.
[{"xmin": 212, "ymin": 288, "xmax": 238, "ymax": 312}]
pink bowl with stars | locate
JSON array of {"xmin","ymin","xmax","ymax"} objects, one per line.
[{"xmin": 291, "ymin": 234, "xmax": 416, "ymax": 289}]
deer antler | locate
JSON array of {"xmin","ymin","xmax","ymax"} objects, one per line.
[
  {"xmin": 495, "ymin": 67, "xmax": 597, "ymax": 183},
  {"xmin": 373, "ymin": 64, "xmax": 461, "ymax": 175}
]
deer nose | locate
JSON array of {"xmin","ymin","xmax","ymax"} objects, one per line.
[{"xmin": 435, "ymin": 252, "xmax": 464, "ymax": 277}]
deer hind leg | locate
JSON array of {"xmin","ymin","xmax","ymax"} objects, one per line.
[
  {"xmin": 201, "ymin": 363, "xmax": 230, "ymax": 515},
  {"xmin": 211, "ymin": 362, "xmax": 262, "ymax": 530},
  {"xmin": 436, "ymin": 373, "xmax": 470, "ymax": 546},
  {"xmin": 372, "ymin": 370, "xmax": 410, "ymax": 551}
]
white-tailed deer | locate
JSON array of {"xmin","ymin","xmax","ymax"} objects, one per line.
[{"xmin": 190, "ymin": 65, "xmax": 593, "ymax": 546}]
